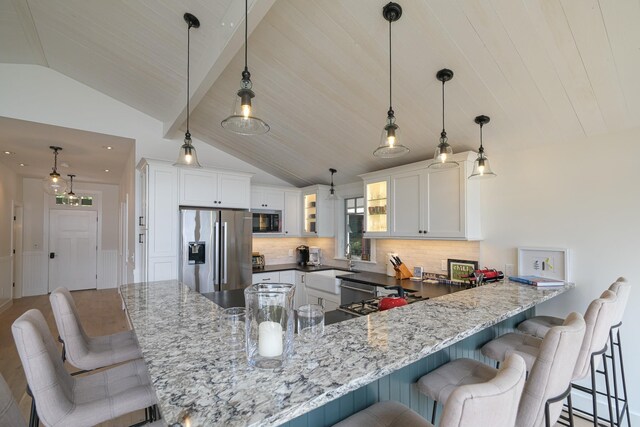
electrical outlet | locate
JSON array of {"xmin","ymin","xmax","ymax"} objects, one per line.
[
  {"xmin": 505, "ymin": 264, "xmax": 514, "ymax": 276},
  {"xmin": 288, "ymin": 249, "xmax": 293, "ymax": 257},
  {"xmin": 441, "ymin": 260, "xmax": 447, "ymax": 271}
]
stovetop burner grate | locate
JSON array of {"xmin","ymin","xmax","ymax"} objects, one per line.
[{"xmin": 338, "ymin": 294, "xmax": 427, "ymax": 316}]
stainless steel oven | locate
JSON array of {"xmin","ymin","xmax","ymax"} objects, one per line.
[
  {"xmin": 340, "ymin": 281, "xmax": 377, "ymax": 305},
  {"xmin": 252, "ymin": 210, "xmax": 281, "ymax": 233}
]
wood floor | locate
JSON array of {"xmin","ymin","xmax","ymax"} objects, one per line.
[
  {"xmin": 0, "ymin": 290, "xmax": 593, "ymax": 427},
  {"xmin": 0, "ymin": 289, "xmax": 147, "ymax": 426}
]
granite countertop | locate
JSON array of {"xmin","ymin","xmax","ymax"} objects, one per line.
[{"xmin": 120, "ymin": 280, "xmax": 573, "ymax": 427}]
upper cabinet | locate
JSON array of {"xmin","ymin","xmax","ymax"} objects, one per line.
[
  {"xmin": 179, "ymin": 168, "xmax": 251, "ymax": 209},
  {"xmin": 360, "ymin": 152, "xmax": 481, "ymax": 240},
  {"xmin": 251, "ymin": 186, "xmax": 285, "ymax": 211},
  {"xmin": 364, "ymin": 178, "xmax": 390, "ymax": 237},
  {"xmin": 283, "ymin": 190, "xmax": 301, "ymax": 236},
  {"xmin": 302, "ymin": 185, "xmax": 334, "ymax": 237}
]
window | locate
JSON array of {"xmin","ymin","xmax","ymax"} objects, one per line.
[
  {"xmin": 345, "ymin": 196, "xmax": 371, "ymax": 261},
  {"xmin": 55, "ymin": 195, "xmax": 93, "ymax": 206}
]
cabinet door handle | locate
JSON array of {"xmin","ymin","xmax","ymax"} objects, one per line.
[
  {"xmin": 418, "ymin": 230, "xmax": 423, "ymax": 234},
  {"xmin": 138, "ymin": 234, "xmax": 144, "ymax": 244},
  {"xmin": 262, "ymin": 278, "xmax": 271, "ymax": 281},
  {"xmin": 285, "ymin": 231, "xmax": 288, "ymax": 234},
  {"xmin": 138, "ymin": 216, "xmax": 145, "ymax": 226}
]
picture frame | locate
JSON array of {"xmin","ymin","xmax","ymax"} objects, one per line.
[
  {"xmin": 448, "ymin": 259, "xmax": 479, "ymax": 283},
  {"xmin": 517, "ymin": 247, "xmax": 570, "ymax": 282}
]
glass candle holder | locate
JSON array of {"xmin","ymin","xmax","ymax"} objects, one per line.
[{"xmin": 244, "ymin": 283, "xmax": 295, "ymax": 369}]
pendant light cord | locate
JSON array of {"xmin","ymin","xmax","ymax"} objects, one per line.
[
  {"xmin": 245, "ymin": 0, "xmax": 248, "ymax": 71},
  {"xmin": 53, "ymin": 149, "xmax": 58, "ymax": 172},
  {"xmin": 186, "ymin": 19, "xmax": 191, "ymax": 135},
  {"xmin": 441, "ymin": 80, "xmax": 445, "ymax": 134},
  {"xmin": 388, "ymin": 19, "xmax": 393, "ymax": 114},
  {"xmin": 479, "ymin": 122, "xmax": 484, "ymax": 150}
]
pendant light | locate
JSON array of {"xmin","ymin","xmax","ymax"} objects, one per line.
[
  {"xmin": 373, "ymin": 2, "xmax": 409, "ymax": 158},
  {"xmin": 469, "ymin": 115, "xmax": 497, "ymax": 179},
  {"xmin": 43, "ymin": 146, "xmax": 68, "ymax": 195},
  {"xmin": 428, "ymin": 69, "xmax": 459, "ymax": 169},
  {"xmin": 65, "ymin": 174, "xmax": 80, "ymax": 206},
  {"xmin": 174, "ymin": 13, "xmax": 202, "ymax": 168},
  {"xmin": 327, "ymin": 168, "xmax": 338, "ymax": 200},
  {"xmin": 221, "ymin": 0, "xmax": 269, "ymax": 135}
]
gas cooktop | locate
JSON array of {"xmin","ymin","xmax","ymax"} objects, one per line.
[{"xmin": 338, "ymin": 294, "xmax": 427, "ymax": 316}]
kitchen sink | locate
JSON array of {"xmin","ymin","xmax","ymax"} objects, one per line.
[{"xmin": 305, "ymin": 269, "xmax": 352, "ymax": 294}]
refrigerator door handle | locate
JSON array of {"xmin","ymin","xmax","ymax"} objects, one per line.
[
  {"xmin": 222, "ymin": 222, "xmax": 228, "ymax": 284},
  {"xmin": 214, "ymin": 222, "xmax": 220, "ymax": 286}
]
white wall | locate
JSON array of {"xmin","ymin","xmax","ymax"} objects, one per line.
[
  {"xmin": 479, "ymin": 126, "xmax": 640, "ymax": 420},
  {"xmin": 0, "ymin": 63, "xmax": 290, "ymax": 283},
  {"xmin": 0, "ymin": 164, "xmax": 21, "ymax": 304}
]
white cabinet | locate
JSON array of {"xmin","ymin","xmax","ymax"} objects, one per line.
[
  {"xmin": 306, "ymin": 288, "xmax": 340, "ymax": 311},
  {"xmin": 283, "ymin": 191, "xmax": 301, "ymax": 236},
  {"xmin": 364, "ymin": 178, "xmax": 390, "ymax": 237},
  {"xmin": 302, "ymin": 185, "xmax": 334, "ymax": 237},
  {"xmin": 252, "ymin": 271, "xmax": 280, "ymax": 284},
  {"xmin": 295, "ymin": 271, "xmax": 307, "ymax": 309},
  {"xmin": 279, "ymin": 270, "xmax": 296, "ymax": 285},
  {"xmin": 179, "ymin": 168, "xmax": 251, "ymax": 209},
  {"xmin": 359, "ymin": 152, "xmax": 481, "ymax": 240},
  {"xmin": 252, "ymin": 270, "xmax": 305, "ymax": 309},
  {"xmin": 251, "ymin": 186, "xmax": 285, "ymax": 211},
  {"xmin": 137, "ymin": 159, "xmax": 178, "ymax": 281}
]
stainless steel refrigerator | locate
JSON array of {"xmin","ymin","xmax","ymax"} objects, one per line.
[{"xmin": 179, "ymin": 208, "xmax": 252, "ymax": 293}]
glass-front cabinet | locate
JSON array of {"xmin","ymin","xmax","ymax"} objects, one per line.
[
  {"xmin": 303, "ymin": 192, "xmax": 317, "ymax": 234},
  {"xmin": 364, "ymin": 178, "xmax": 390, "ymax": 237}
]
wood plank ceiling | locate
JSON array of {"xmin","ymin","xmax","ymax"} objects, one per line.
[{"xmin": 2, "ymin": 0, "xmax": 640, "ymax": 186}]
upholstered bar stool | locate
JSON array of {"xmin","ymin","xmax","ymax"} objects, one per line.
[
  {"xmin": 12, "ymin": 309, "xmax": 159, "ymax": 427},
  {"xmin": 333, "ymin": 353, "xmax": 526, "ymax": 427},
  {"xmin": 50, "ymin": 287, "xmax": 142, "ymax": 371},
  {"xmin": 481, "ymin": 290, "xmax": 617, "ymax": 426},
  {"xmin": 417, "ymin": 312, "xmax": 585, "ymax": 427},
  {"xmin": 0, "ymin": 373, "xmax": 26, "ymax": 427}
]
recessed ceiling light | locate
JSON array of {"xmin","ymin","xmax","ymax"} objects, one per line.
[
  {"xmin": 4, "ymin": 151, "xmax": 14, "ymax": 155},
  {"xmin": 104, "ymin": 146, "xmax": 113, "ymax": 150},
  {"xmin": 19, "ymin": 163, "xmax": 27, "ymax": 167},
  {"xmin": 104, "ymin": 169, "xmax": 110, "ymax": 172}
]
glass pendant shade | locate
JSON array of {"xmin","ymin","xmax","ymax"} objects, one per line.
[
  {"xmin": 327, "ymin": 188, "xmax": 338, "ymax": 201},
  {"xmin": 221, "ymin": 85, "xmax": 270, "ymax": 135},
  {"xmin": 63, "ymin": 174, "xmax": 80, "ymax": 205},
  {"xmin": 429, "ymin": 134, "xmax": 458, "ymax": 169},
  {"xmin": 43, "ymin": 172, "xmax": 67, "ymax": 195},
  {"xmin": 469, "ymin": 152, "xmax": 496, "ymax": 179},
  {"xmin": 174, "ymin": 134, "xmax": 201, "ymax": 168},
  {"xmin": 374, "ymin": 120, "xmax": 409, "ymax": 158}
]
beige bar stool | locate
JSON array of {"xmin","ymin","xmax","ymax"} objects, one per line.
[
  {"xmin": 12, "ymin": 309, "xmax": 159, "ymax": 427},
  {"xmin": 518, "ymin": 277, "xmax": 631, "ymax": 426},
  {"xmin": 417, "ymin": 312, "xmax": 585, "ymax": 427},
  {"xmin": 0, "ymin": 373, "xmax": 26, "ymax": 427},
  {"xmin": 50, "ymin": 287, "xmax": 142, "ymax": 372},
  {"xmin": 333, "ymin": 353, "xmax": 526, "ymax": 427},
  {"xmin": 481, "ymin": 290, "xmax": 617, "ymax": 426}
]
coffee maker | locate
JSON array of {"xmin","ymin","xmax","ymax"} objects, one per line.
[
  {"xmin": 309, "ymin": 247, "xmax": 321, "ymax": 266},
  {"xmin": 296, "ymin": 245, "xmax": 310, "ymax": 266}
]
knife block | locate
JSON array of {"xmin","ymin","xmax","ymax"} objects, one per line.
[{"xmin": 394, "ymin": 263, "xmax": 413, "ymax": 280}]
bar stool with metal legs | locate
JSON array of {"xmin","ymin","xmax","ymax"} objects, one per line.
[
  {"xmin": 518, "ymin": 277, "xmax": 631, "ymax": 426},
  {"xmin": 417, "ymin": 312, "xmax": 585, "ymax": 427},
  {"xmin": 481, "ymin": 290, "xmax": 618, "ymax": 426}
]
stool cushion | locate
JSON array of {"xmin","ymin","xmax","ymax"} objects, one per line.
[
  {"xmin": 416, "ymin": 358, "xmax": 497, "ymax": 405},
  {"xmin": 517, "ymin": 316, "xmax": 563, "ymax": 339},
  {"xmin": 332, "ymin": 401, "xmax": 432, "ymax": 427},
  {"xmin": 0, "ymin": 373, "xmax": 26, "ymax": 427},
  {"xmin": 480, "ymin": 332, "xmax": 542, "ymax": 371}
]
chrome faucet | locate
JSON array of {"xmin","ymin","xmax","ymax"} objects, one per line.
[{"xmin": 345, "ymin": 243, "xmax": 354, "ymax": 270}]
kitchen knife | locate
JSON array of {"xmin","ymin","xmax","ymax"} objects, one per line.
[
  {"xmin": 389, "ymin": 258, "xmax": 398, "ymax": 268},
  {"xmin": 394, "ymin": 256, "xmax": 402, "ymax": 265}
]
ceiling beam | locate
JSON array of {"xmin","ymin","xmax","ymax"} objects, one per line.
[{"xmin": 162, "ymin": 0, "xmax": 277, "ymax": 138}]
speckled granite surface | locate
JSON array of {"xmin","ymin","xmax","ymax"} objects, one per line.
[{"xmin": 120, "ymin": 280, "xmax": 573, "ymax": 427}]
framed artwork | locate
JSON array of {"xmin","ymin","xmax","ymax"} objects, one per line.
[
  {"xmin": 448, "ymin": 259, "xmax": 479, "ymax": 282},
  {"xmin": 517, "ymin": 247, "xmax": 570, "ymax": 282}
]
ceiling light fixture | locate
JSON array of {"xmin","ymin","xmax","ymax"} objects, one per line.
[
  {"xmin": 469, "ymin": 115, "xmax": 496, "ymax": 179},
  {"xmin": 104, "ymin": 169, "xmax": 110, "ymax": 172},
  {"xmin": 43, "ymin": 146, "xmax": 67, "ymax": 195},
  {"xmin": 374, "ymin": 2, "xmax": 409, "ymax": 158},
  {"xmin": 65, "ymin": 174, "xmax": 80, "ymax": 206},
  {"xmin": 105, "ymin": 146, "xmax": 113, "ymax": 150},
  {"xmin": 174, "ymin": 12, "xmax": 202, "ymax": 168},
  {"xmin": 19, "ymin": 163, "xmax": 26, "ymax": 167},
  {"xmin": 327, "ymin": 168, "xmax": 338, "ymax": 200},
  {"xmin": 221, "ymin": 0, "xmax": 269, "ymax": 135},
  {"xmin": 4, "ymin": 151, "xmax": 14, "ymax": 155},
  {"xmin": 428, "ymin": 69, "xmax": 459, "ymax": 169}
]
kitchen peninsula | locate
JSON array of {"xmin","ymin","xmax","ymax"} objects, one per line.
[{"xmin": 120, "ymin": 280, "xmax": 573, "ymax": 426}]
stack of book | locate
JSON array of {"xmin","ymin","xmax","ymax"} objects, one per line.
[{"xmin": 508, "ymin": 275, "xmax": 565, "ymax": 287}]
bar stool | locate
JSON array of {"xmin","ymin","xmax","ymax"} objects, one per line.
[
  {"xmin": 333, "ymin": 353, "xmax": 526, "ymax": 427},
  {"xmin": 481, "ymin": 290, "xmax": 617, "ymax": 426},
  {"xmin": 12, "ymin": 309, "xmax": 160, "ymax": 427},
  {"xmin": 0, "ymin": 373, "xmax": 25, "ymax": 427},
  {"xmin": 50, "ymin": 287, "xmax": 142, "ymax": 371},
  {"xmin": 417, "ymin": 312, "xmax": 585, "ymax": 427}
]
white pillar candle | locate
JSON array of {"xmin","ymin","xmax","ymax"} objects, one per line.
[{"xmin": 258, "ymin": 321, "xmax": 283, "ymax": 357}]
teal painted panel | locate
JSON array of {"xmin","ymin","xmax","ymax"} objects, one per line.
[{"xmin": 280, "ymin": 309, "xmax": 535, "ymax": 427}]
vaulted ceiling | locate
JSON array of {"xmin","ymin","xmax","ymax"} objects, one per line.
[{"xmin": 2, "ymin": 0, "xmax": 639, "ymax": 186}]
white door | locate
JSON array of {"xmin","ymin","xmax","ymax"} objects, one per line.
[{"xmin": 49, "ymin": 210, "xmax": 98, "ymax": 291}]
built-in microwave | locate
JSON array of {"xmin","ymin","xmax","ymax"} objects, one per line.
[{"xmin": 252, "ymin": 210, "xmax": 282, "ymax": 233}]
